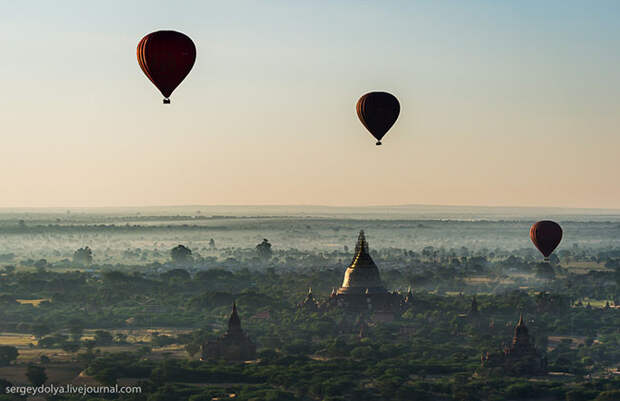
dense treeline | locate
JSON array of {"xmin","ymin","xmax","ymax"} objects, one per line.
[{"xmin": 1, "ymin": 238, "xmax": 619, "ymax": 400}]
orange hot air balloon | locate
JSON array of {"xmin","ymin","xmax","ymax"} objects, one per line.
[
  {"xmin": 530, "ymin": 220, "xmax": 563, "ymax": 261},
  {"xmin": 356, "ymin": 92, "xmax": 400, "ymax": 145},
  {"xmin": 137, "ymin": 30, "xmax": 196, "ymax": 104}
]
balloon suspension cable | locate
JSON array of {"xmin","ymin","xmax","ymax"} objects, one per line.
[
  {"xmin": 376, "ymin": 141, "xmax": 382, "ymax": 146},
  {"xmin": 163, "ymin": 98, "xmax": 171, "ymax": 104}
]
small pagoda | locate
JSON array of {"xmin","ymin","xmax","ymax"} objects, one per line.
[
  {"xmin": 481, "ymin": 314, "xmax": 546, "ymax": 376},
  {"xmin": 298, "ymin": 287, "xmax": 319, "ymax": 312},
  {"xmin": 202, "ymin": 303, "xmax": 256, "ymax": 361}
]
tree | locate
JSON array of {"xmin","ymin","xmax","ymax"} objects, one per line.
[
  {"xmin": 0, "ymin": 345, "xmax": 18, "ymax": 366},
  {"xmin": 549, "ymin": 253, "xmax": 560, "ymax": 265},
  {"xmin": 26, "ymin": 364, "xmax": 47, "ymax": 386},
  {"xmin": 170, "ymin": 245, "xmax": 192, "ymax": 265},
  {"xmin": 32, "ymin": 324, "xmax": 51, "ymax": 339},
  {"xmin": 94, "ymin": 367, "xmax": 119, "ymax": 385},
  {"xmin": 102, "ymin": 270, "xmax": 128, "ymax": 282},
  {"xmin": 257, "ymin": 239, "xmax": 273, "ymax": 259},
  {"xmin": 185, "ymin": 342, "xmax": 201, "ymax": 357},
  {"xmin": 3, "ymin": 265, "xmax": 15, "ymax": 274},
  {"xmin": 68, "ymin": 319, "xmax": 84, "ymax": 342},
  {"xmin": 73, "ymin": 247, "xmax": 93, "ymax": 266},
  {"xmin": 151, "ymin": 334, "xmax": 176, "ymax": 347},
  {"xmin": 38, "ymin": 334, "xmax": 68, "ymax": 349},
  {"xmin": 62, "ymin": 342, "xmax": 81, "ymax": 354},
  {"xmin": 94, "ymin": 330, "xmax": 114, "ymax": 346},
  {"xmin": 0, "ymin": 378, "xmax": 12, "ymax": 391},
  {"xmin": 83, "ymin": 340, "xmax": 96, "ymax": 352},
  {"xmin": 161, "ymin": 268, "xmax": 190, "ymax": 281},
  {"xmin": 350, "ymin": 346, "xmax": 374, "ymax": 359},
  {"xmin": 114, "ymin": 333, "xmax": 128, "ymax": 344},
  {"xmin": 0, "ymin": 295, "xmax": 17, "ymax": 306},
  {"xmin": 595, "ymin": 390, "xmax": 620, "ymax": 401},
  {"xmin": 566, "ymin": 389, "xmax": 597, "ymax": 401},
  {"xmin": 34, "ymin": 259, "xmax": 48, "ymax": 272},
  {"xmin": 209, "ymin": 238, "xmax": 216, "ymax": 249},
  {"xmin": 535, "ymin": 263, "xmax": 555, "ymax": 280},
  {"xmin": 77, "ymin": 350, "xmax": 97, "ymax": 365}
]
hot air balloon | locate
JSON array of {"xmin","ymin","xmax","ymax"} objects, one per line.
[
  {"xmin": 530, "ymin": 220, "xmax": 563, "ymax": 261},
  {"xmin": 137, "ymin": 31, "xmax": 196, "ymax": 104},
  {"xmin": 356, "ymin": 92, "xmax": 400, "ymax": 145}
]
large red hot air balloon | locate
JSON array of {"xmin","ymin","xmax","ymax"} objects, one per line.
[
  {"xmin": 356, "ymin": 92, "xmax": 400, "ymax": 145},
  {"xmin": 137, "ymin": 31, "xmax": 196, "ymax": 104},
  {"xmin": 530, "ymin": 220, "xmax": 563, "ymax": 261}
]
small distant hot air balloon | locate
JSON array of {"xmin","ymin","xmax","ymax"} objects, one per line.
[
  {"xmin": 137, "ymin": 30, "xmax": 196, "ymax": 104},
  {"xmin": 530, "ymin": 220, "xmax": 563, "ymax": 262},
  {"xmin": 356, "ymin": 92, "xmax": 400, "ymax": 145}
]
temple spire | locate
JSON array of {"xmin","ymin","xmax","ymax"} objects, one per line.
[
  {"xmin": 354, "ymin": 230, "xmax": 369, "ymax": 255},
  {"xmin": 513, "ymin": 313, "xmax": 529, "ymax": 346},
  {"xmin": 339, "ymin": 230, "xmax": 384, "ymax": 293},
  {"xmin": 228, "ymin": 302, "xmax": 242, "ymax": 334},
  {"xmin": 202, "ymin": 302, "xmax": 256, "ymax": 361}
]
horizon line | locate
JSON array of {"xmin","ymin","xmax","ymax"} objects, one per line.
[{"xmin": 0, "ymin": 203, "xmax": 619, "ymax": 213}]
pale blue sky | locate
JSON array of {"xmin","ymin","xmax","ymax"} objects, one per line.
[{"xmin": 1, "ymin": 1, "xmax": 618, "ymax": 208}]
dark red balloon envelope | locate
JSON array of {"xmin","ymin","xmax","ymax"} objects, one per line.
[
  {"xmin": 530, "ymin": 220, "xmax": 563, "ymax": 260},
  {"xmin": 137, "ymin": 30, "xmax": 196, "ymax": 103},
  {"xmin": 356, "ymin": 92, "xmax": 400, "ymax": 145}
]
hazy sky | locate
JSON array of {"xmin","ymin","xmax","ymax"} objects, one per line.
[{"xmin": 1, "ymin": 1, "xmax": 619, "ymax": 208}]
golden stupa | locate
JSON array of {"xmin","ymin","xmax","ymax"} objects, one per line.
[{"xmin": 337, "ymin": 230, "xmax": 387, "ymax": 295}]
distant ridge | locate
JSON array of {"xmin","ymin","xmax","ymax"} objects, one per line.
[{"xmin": 0, "ymin": 204, "xmax": 618, "ymax": 223}]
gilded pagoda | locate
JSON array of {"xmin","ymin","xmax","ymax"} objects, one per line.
[{"xmin": 328, "ymin": 231, "xmax": 401, "ymax": 314}]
